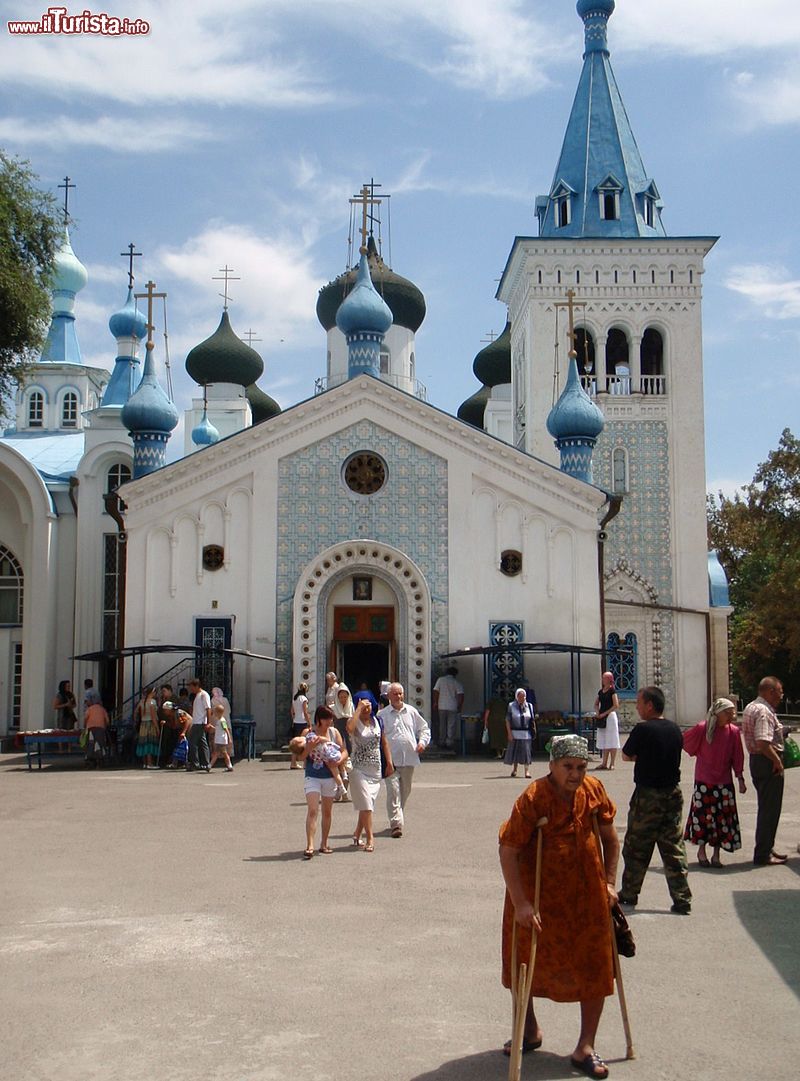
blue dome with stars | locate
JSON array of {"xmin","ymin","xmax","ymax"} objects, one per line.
[
  {"xmin": 546, "ymin": 356, "xmax": 605, "ymax": 440},
  {"xmin": 109, "ymin": 287, "xmax": 147, "ymax": 341},
  {"xmin": 335, "ymin": 251, "xmax": 393, "ymax": 337}
]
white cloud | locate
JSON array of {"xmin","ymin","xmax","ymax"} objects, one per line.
[
  {"xmin": 728, "ymin": 64, "xmax": 800, "ymax": 126},
  {"xmin": 0, "ymin": 113, "xmax": 208, "ymax": 151},
  {"xmin": 725, "ymin": 263, "xmax": 800, "ymax": 319},
  {"xmin": 154, "ymin": 223, "xmax": 326, "ymax": 345},
  {"xmin": 706, "ymin": 476, "xmax": 748, "ymax": 500},
  {"xmin": 612, "ymin": 0, "xmax": 800, "ymax": 55}
]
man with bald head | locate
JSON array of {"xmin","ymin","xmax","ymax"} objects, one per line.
[
  {"xmin": 377, "ymin": 682, "xmax": 431, "ymax": 838},
  {"xmin": 742, "ymin": 676, "xmax": 789, "ymax": 866}
]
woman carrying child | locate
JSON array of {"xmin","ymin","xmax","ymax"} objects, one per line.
[{"xmin": 292, "ymin": 705, "xmax": 347, "ymax": 859}]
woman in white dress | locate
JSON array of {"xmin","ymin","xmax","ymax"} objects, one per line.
[
  {"xmin": 593, "ymin": 671, "xmax": 620, "ymax": 770},
  {"xmin": 346, "ymin": 699, "xmax": 394, "ymax": 851}
]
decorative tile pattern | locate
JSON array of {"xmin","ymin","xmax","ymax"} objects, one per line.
[
  {"xmin": 594, "ymin": 419, "xmax": 675, "ymax": 705},
  {"xmin": 276, "ymin": 419, "xmax": 448, "ymax": 718},
  {"xmin": 489, "ymin": 621, "xmax": 524, "ymax": 700}
]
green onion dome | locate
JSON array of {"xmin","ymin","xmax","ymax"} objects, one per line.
[
  {"xmin": 185, "ymin": 311, "xmax": 264, "ymax": 388},
  {"xmin": 246, "ymin": 381, "xmax": 281, "ymax": 424},
  {"xmin": 317, "ymin": 235, "xmax": 426, "ymax": 333}
]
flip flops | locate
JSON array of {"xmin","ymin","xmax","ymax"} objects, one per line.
[
  {"xmin": 502, "ymin": 1037, "xmax": 542, "ymax": 1056},
  {"xmin": 570, "ymin": 1051, "xmax": 609, "ymax": 1078}
]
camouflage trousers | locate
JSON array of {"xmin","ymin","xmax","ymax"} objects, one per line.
[{"xmin": 620, "ymin": 785, "xmax": 691, "ymax": 906}]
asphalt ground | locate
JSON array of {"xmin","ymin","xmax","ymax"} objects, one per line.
[{"xmin": 1, "ymin": 749, "xmax": 798, "ymax": 1081}]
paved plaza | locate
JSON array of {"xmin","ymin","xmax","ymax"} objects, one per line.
[{"xmin": 1, "ymin": 750, "xmax": 798, "ymax": 1081}]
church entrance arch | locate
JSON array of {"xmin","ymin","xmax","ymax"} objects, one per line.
[{"xmin": 292, "ymin": 541, "xmax": 432, "ymax": 714}]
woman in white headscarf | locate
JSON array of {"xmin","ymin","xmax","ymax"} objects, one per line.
[
  {"xmin": 683, "ymin": 698, "xmax": 746, "ymax": 868},
  {"xmin": 503, "ymin": 689, "xmax": 536, "ymax": 779}
]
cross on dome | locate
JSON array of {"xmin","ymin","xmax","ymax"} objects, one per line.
[{"xmin": 212, "ymin": 265, "xmax": 241, "ymax": 311}]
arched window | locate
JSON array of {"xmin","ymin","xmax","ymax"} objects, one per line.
[
  {"xmin": 640, "ymin": 328, "xmax": 664, "ymax": 395},
  {"xmin": 28, "ymin": 391, "xmax": 44, "ymax": 428},
  {"xmin": 379, "ymin": 344, "xmax": 390, "ymax": 376},
  {"xmin": 607, "ymin": 632, "xmax": 637, "ymax": 698},
  {"xmin": 606, "ymin": 329, "xmax": 630, "ymax": 394},
  {"xmin": 575, "ymin": 328, "xmax": 596, "ymax": 392},
  {"xmin": 0, "ymin": 546, "xmax": 23, "ymax": 624},
  {"xmin": 106, "ymin": 463, "xmax": 132, "ymax": 494},
  {"xmin": 61, "ymin": 391, "xmax": 79, "ymax": 428},
  {"xmin": 611, "ymin": 448, "xmax": 628, "ymax": 494}
]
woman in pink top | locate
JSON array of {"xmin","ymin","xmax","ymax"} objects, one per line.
[{"xmin": 683, "ymin": 697, "xmax": 746, "ymax": 868}]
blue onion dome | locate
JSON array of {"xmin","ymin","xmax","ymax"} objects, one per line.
[
  {"xmin": 318, "ymin": 235, "xmax": 425, "ymax": 333},
  {"xmin": 246, "ymin": 382, "xmax": 281, "ymax": 424},
  {"xmin": 185, "ymin": 311, "xmax": 264, "ymax": 387},
  {"xmin": 473, "ymin": 321, "xmax": 511, "ymax": 387},
  {"xmin": 50, "ymin": 227, "xmax": 88, "ymax": 310},
  {"xmin": 335, "ymin": 250, "xmax": 393, "ymax": 336},
  {"xmin": 109, "ymin": 287, "xmax": 147, "ymax": 341},
  {"xmin": 546, "ymin": 355, "xmax": 605, "ymax": 440},
  {"xmin": 121, "ymin": 345, "xmax": 179, "ymax": 434},
  {"xmin": 577, "ymin": 0, "xmax": 615, "ymax": 18},
  {"xmin": 457, "ymin": 384, "xmax": 492, "ymax": 429},
  {"xmin": 192, "ymin": 408, "xmax": 220, "ymax": 447}
]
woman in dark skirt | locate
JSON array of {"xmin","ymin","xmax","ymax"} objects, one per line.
[
  {"xmin": 504, "ymin": 688, "xmax": 536, "ymax": 778},
  {"xmin": 683, "ymin": 697, "xmax": 746, "ymax": 867}
]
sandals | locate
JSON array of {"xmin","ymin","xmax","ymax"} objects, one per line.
[
  {"xmin": 364, "ymin": 843, "xmax": 374, "ymax": 852},
  {"xmin": 319, "ymin": 846, "xmax": 332, "ymax": 854},
  {"xmin": 303, "ymin": 849, "xmax": 314, "ymax": 860},
  {"xmin": 502, "ymin": 1037, "xmax": 542, "ymax": 1056},
  {"xmin": 352, "ymin": 837, "xmax": 365, "ymax": 847},
  {"xmin": 697, "ymin": 855, "xmax": 710, "ymax": 868},
  {"xmin": 570, "ymin": 1051, "xmax": 609, "ymax": 1078}
]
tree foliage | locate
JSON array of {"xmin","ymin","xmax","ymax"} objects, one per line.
[
  {"xmin": 708, "ymin": 428, "xmax": 800, "ymax": 701},
  {"xmin": 0, "ymin": 151, "xmax": 62, "ymax": 421}
]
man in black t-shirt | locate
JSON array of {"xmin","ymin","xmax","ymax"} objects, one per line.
[{"xmin": 618, "ymin": 686, "xmax": 692, "ymax": 915}]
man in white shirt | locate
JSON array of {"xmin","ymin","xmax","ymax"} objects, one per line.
[
  {"xmin": 187, "ymin": 678, "xmax": 211, "ymax": 772},
  {"xmin": 378, "ymin": 682, "xmax": 431, "ymax": 837},
  {"xmin": 433, "ymin": 666, "xmax": 464, "ymax": 749}
]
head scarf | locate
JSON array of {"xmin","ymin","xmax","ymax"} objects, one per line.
[
  {"xmin": 550, "ymin": 734, "xmax": 590, "ymax": 761},
  {"xmin": 515, "ymin": 688, "xmax": 527, "ymax": 700},
  {"xmin": 84, "ymin": 688, "xmax": 102, "ymax": 706},
  {"xmin": 706, "ymin": 697, "xmax": 736, "ymax": 743}
]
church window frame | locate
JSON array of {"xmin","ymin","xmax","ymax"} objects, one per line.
[
  {"xmin": 0, "ymin": 545, "xmax": 24, "ymax": 625},
  {"xmin": 611, "ymin": 447, "xmax": 629, "ymax": 494},
  {"xmin": 607, "ymin": 631, "xmax": 637, "ymax": 699},
  {"xmin": 342, "ymin": 451, "xmax": 388, "ymax": 496},
  {"xmin": 556, "ymin": 196, "xmax": 571, "ymax": 228},
  {"xmin": 27, "ymin": 389, "xmax": 44, "ymax": 428},
  {"xmin": 106, "ymin": 462, "xmax": 132, "ymax": 494},
  {"xmin": 379, "ymin": 344, "xmax": 390, "ymax": 376},
  {"xmin": 61, "ymin": 390, "xmax": 79, "ymax": 428},
  {"xmin": 597, "ymin": 175, "xmax": 623, "ymax": 222}
]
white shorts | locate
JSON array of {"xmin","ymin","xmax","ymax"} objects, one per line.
[{"xmin": 304, "ymin": 775, "xmax": 338, "ymax": 799}]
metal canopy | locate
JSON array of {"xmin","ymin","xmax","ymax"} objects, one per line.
[{"xmin": 72, "ymin": 644, "xmax": 282, "ymax": 663}]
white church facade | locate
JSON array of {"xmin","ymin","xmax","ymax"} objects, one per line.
[{"xmin": 0, "ymin": 0, "xmax": 731, "ymax": 738}]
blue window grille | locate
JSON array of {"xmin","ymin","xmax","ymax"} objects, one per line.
[
  {"xmin": 607, "ymin": 632, "xmax": 637, "ymax": 698},
  {"xmin": 489, "ymin": 622, "xmax": 524, "ymax": 700}
]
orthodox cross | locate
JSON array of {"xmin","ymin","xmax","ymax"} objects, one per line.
[
  {"xmin": 57, "ymin": 176, "xmax": 75, "ymax": 225},
  {"xmin": 554, "ymin": 288, "xmax": 583, "ymax": 357},
  {"xmin": 120, "ymin": 242, "xmax": 143, "ymax": 289},
  {"xmin": 134, "ymin": 280, "xmax": 167, "ymax": 350},
  {"xmin": 212, "ymin": 265, "xmax": 240, "ymax": 311},
  {"xmin": 480, "ymin": 330, "xmax": 498, "ymax": 345},
  {"xmin": 350, "ymin": 180, "xmax": 383, "ymax": 254},
  {"xmin": 241, "ymin": 329, "xmax": 261, "ymax": 347}
]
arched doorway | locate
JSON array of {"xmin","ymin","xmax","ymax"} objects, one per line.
[{"xmin": 292, "ymin": 541, "xmax": 432, "ymax": 714}]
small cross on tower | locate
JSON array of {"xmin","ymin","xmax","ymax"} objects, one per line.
[
  {"xmin": 57, "ymin": 176, "xmax": 75, "ymax": 225},
  {"xmin": 349, "ymin": 180, "xmax": 383, "ymax": 254},
  {"xmin": 120, "ymin": 242, "xmax": 143, "ymax": 289},
  {"xmin": 134, "ymin": 279, "xmax": 167, "ymax": 350},
  {"xmin": 212, "ymin": 265, "xmax": 241, "ymax": 311}
]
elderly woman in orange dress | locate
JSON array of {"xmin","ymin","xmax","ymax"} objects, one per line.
[{"xmin": 499, "ymin": 734, "xmax": 619, "ymax": 1080}]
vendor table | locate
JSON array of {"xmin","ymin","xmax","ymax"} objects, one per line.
[{"xmin": 23, "ymin": 731, "xmax": 82, "ymax": 770}]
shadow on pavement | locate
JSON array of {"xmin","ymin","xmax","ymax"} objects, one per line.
[
  {"xmin": 733, "ymin": 887, "xmax": 800, "ymax": 998},
  {"xmin": 410, "ymin": 1049, "xmax": 603, "ymax": 1080}
]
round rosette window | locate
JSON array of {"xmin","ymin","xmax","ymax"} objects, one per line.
[{"xmin": 343, "ymin": 451, "xmax": 387, "ymax": 495}]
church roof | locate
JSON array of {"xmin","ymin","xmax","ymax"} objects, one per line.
[
  {"xmin": 1, "ymin": 431, "xmax": 85, "ymax": 483},
  {"xmin": 185, "ymin": 311, "xmax": 264, "ymax": 388},
  {"xmin": 39, "ymin": 227, "xmax": 88, "ymax": 366},
  {"xmin": 191, "ymin": 409, "xmax": 220, "ymax": 447},
  {"xmin": 246, "ymin": 382, "xmax": 281, "ymax": 424},
  {"xmin": 546, "ymin": 355, "xmax": 604, "ymax": 441},
  {"xmin": 317, "ymin": 235, "xmax": 426, "ymax": 333},
  {"xmin": 537, "ymin": 1, "xmax": 666, "ymax": 239},
  {"xmin": 472, "ymin": 321, "xmax": 511, "ymax": 387},
  {"xmin": 121, "ymin": 344, "xmax": 179, "ymax": 435},
  {"xmin": 456, "ymin": 384, "xmax": 491, "ymax": 428}
]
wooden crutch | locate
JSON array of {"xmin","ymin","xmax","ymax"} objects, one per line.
[
  {"xmin": 592, "ymin": 815, "xmax": 635, "ymax": 1060},
  {"xmin": 508, "ymin": 816, "xmax": 547, "ymax": 1081}
]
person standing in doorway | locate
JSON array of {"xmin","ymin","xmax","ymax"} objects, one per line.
[
  {"xmin": 741, "ymin": 676, "xmax": 788, "ymax": 866},
  {"xmin": 433, "ymin": 665, "xmax": 464, "ymax": 749},
  {"xmin": 618, "ymin": 686, "xmax": 692, "ymax": 914},
  {"xmin": 378, "ymin": 682, "xmax": 431, "ymax": 838},
  {"xmin": 187, "ymin": 677, "xmax": 211, "ymax": 772}
]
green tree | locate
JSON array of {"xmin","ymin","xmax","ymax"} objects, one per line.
[
  {"xmin": 0, "ymin": 151, "xmax": 62, "ymax": 421},
  {"xmin": 708, "ymin": 428, "xmax": 800, "ymax": 702}
]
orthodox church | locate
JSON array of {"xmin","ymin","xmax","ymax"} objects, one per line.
[{"xmin": 0, "ymin": 0, "xmax": 731, "ymax": 739}]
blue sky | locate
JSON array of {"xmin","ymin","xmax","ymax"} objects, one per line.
[{"xmin": 1, "ymin": 0, "xmax": 799, "ymax": 492}]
